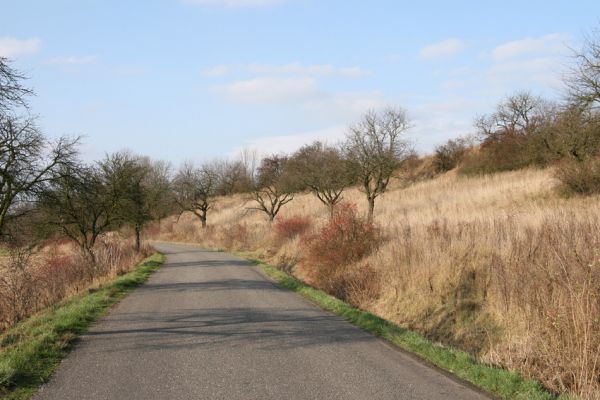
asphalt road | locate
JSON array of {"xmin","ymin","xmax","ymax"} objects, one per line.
[{"xmin": 33, "ymin": 243, "xmax": 491, "ymax": 400}]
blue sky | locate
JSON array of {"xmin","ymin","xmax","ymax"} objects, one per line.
[{"xmin": 2, "ymin": 0, "xmax": 598, "ymax": 163}]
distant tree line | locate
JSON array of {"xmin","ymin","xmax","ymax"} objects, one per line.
[{"xmin": 2, "ymin": 27, "xmax": 600, "ymax": 255}]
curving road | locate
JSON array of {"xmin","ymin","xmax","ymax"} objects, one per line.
[{"xmin": 33, "ymin": 243, "xmax": 491, "ymax": 400}]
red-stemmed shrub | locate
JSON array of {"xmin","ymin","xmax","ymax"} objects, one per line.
[
  {"xmin": 301, "ymin": 203, "xmax": 382, "ymax": 300},
  {"xmin": 273, "ymin": 215, "xmax": 312, "ymax": 242}
]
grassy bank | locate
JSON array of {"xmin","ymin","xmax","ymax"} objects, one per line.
[
  {"xmin": 0, "ymin": 253, "xmax": 164, "ymax": 400},
  {"xmin": 238, "ymin": 253, "xmax": 565, "ymax": 400}
]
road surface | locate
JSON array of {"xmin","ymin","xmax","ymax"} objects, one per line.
[{"xmin": 33, "ymin": 243, "xmax": 491, "ymax": 400}]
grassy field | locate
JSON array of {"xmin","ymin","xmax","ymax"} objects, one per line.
[
  {"xmin": 0, "ymin": 253, "xmax": 164, "ymax": 400},
  {"xmin": 154, "ymin": 167, "xmax": 600, "ymax": 399}
]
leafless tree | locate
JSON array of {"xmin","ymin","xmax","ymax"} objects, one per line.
[
  {"xmin": 0, "ymin": 115, "xmax": 79, "ymax": 239},
  {"xmin": 286, "ymin": 141, "xmax": 351, "ymax": 216},
  {"xmin": 140, "ymin": 157, "xmax": 174, "ymax": 223},
  {"xmin": 344, "ymin": 107, "xmax": 412, "ymax": 222},
  {"xmin": 566, "ymin": 29, "xmax": 600, "ymax": 108},
  {"xmin": 475, "ymin": 91, "xmax": 557, "ymax": 143},
  {"xmin": 38, "ymin": 165, "xmax": 118, "ymax": 262},
  {"xmin": 0, "ymin": 57, "xmax": 34, "ymax": 113},
  {"xmin": 172, "ymin": 161, "xmax": 218, "ymax": 228},
  {"xmin": 99, "ymin": 151, "xmax": 153, "ymax": 252},
  {"xmin": 250, "ymin": 155, "xmax": 294, "ymax": 222},
  {"xmin": 215, "ymin": 159, "xmax": 253, "ymax": 195}
]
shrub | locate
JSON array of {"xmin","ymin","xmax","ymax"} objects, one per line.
[
  {"xmin": 222, "ymin": 223, "xmax": 250, "ymax": 250},
  {"xmin": 332, "ymin": 263, "xmax": 381, "ymax": 308},
  {"xmin": 433, "ymin": 138, "xmax": 468, "ymax": 172},
  {"xmin": 301, "ymin": 203, "xmax": 382, "ymax": 296},
  {"xmin": 273, "ymin": 215, "xmax": 311, "ymax": 242},
  {"xmin": 556, "ymin": 157, "xmax": 600, "ymax": 195}
]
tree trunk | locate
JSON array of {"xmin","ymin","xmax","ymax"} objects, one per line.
[
  {"xmin": 367, "ymin": 196, "xmax": 376, "ymax": 223},
  {"xmin": 328, "ymin": 202, "xmax": 335, "ymax": 219},
  {"xmin": 135, "ymin": 224, "xmax": 141, "ymax": 252},
  {"xmin": 201, "ymin": 217, "xmax": 207, "ymax": 228}
]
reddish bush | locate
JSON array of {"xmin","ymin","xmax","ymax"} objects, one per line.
[
  {"xmin": 0, "ymin": 238, "xmax": 147, "ymax": 330},
  {"xmin": 301, "ymin": 203, "xmax": 382, "ymax": 297},
  {"xmin": 273, "ymin": 215, "xmax": 311, "ymax": 242}
]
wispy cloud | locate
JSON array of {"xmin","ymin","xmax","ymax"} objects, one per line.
[
  {"xmin": 491, "ymin": 33, "xmax": 567, "ymax": 61},
  {"xmin": 0, "ymin": 37, "xmax": 41, "ymax": 58},
  {"xmin": 230, "ymin": 125, "xmax": 346, "ymax": 156},
  {"xmin": 202, "ymin": 62, "xmax": 370, "ymax": 78},
  {"xmin": 214, "ymin": 77, "xmax": 319, "ymax": 103},
  {"xmin": 46, "ymin": 55, "xmax": 98, "ymax": 66},
  {"xmin": 419, "ymin": 38, "xmax": 465, "ymax": 59},
  {"xmin": 183, "ymin": 0, "xmax": 283, "ymax": 7}
]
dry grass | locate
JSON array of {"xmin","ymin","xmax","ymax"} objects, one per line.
[
  {"xmin": 152, "ymin": 167, "xmax": 600, "ymax": 399},
  {"xmin": 0, "ymin": 236, "xmax": 152, "ymax": 331}
]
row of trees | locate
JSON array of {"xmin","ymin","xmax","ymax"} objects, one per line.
[
  {"xmin": 434, "ymin": 31, "xmax": 600, "ymax": 180},
  {"xmin": 172, "ymin": 107, "xmax": 413, "ymax": 228},
  {"xmin": 1, "ymin": 54, "xmax": 414, "ymax": 258}
]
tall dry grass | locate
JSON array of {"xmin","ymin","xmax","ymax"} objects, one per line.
[
  {"xmin": 152, "ymin": 167, "xmax": 600, "ymax": 399},
  {"xmin": 0, "ymin": 236, "xmax": 151, "ymax": 330}
]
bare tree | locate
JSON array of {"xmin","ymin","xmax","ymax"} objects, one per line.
[
  {"xmin": 38, "ymin": 165, "xmax": 118, "ymax": 262},
  {"xmin": 566, "ymin": 29, "xmax": 600, "ymax": 108},
  {"xmin": 215, "ymin": 159, "xmax": 253, "ymax": 195},
  {"xmin": 344, "ymin": 107, "xmax": 412, "ymax": 222},
  {"xmin": 250, "ymin": 155, "xmax": 294, "ymax": 222},
  {"xmin": 475, "ymin": 91, "xmax": 557, "ymax": 143},
  {"xmin": 99, "ymin": 151, "xmax": 153, "ymax": 252},
  {"xmin": 172, "ymin": 161, "xmax": 218, "ymax": 228},
  {"xmin": 140, "ymin": 158, "xmax": 174, "ymax": 223},
  {"xmin": 0, "ymin": 115, "xmax": 79, "ymax": 239},
  {"xmin": 286, "ymin": 141, "xmax": 351, "ymax": 216},
  {"xmin": 0, "ymin": 57, "xmax": 34, "ymax": 113}
]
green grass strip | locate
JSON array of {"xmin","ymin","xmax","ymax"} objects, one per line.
[
  {"xmin": 0, "ymin": 253, "xmax": 164, "ymax": 400},
  {"xmin": 241, "ymin": 255, "xmax": 569, "ymax": 400}
]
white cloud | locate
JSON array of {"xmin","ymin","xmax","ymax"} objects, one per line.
[
  {"xmin": 486, "ymin": 57, "xmax": 562, "ymax": 88},
  {"xmin": 491, "ymin": 33, "xmax": 567, "ymax": 61},
  {"xmin": 202, "ymin": 64, "xmax": 230, "ymax": 77},
  {"xmin": 231, "ymin": 125, "xmax": 346, "ymax": 156},
  {"xmin": 304, "ymin": 91, "xmax": 387, "ymax": 119},
  {"xmin": 0, "ymin": 37, "xmax": 41, "ymax": 58},
  {"xmin": 183, "ymin": 0, "xmax": 282, "ymax": 7},
  {"xmin": 214, "ymin": 77, "xmax": 319, "ymax": 103},
  {"xmin": 202, "ymin": 62, "xmax": 370, "ymax": 78},
  {"xmin": 419, "ymin": 38, "xmax": 465, "ymax": 59},
  {"xmin": 47, "ymin": 55, "xmax": 98, "ymax": 66}
]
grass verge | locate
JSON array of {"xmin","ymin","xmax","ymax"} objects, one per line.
[
  {"xmin": 0, "ymin": 253, "xmax": 164, "ymax": 400},
  {"xmin": 236, "ymin": 252, "xmax": 567, "ymax": 400}
]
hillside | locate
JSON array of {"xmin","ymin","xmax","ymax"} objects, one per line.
[{"xmin": 154, "ymin": 167, "xmax": 600, "ymax": 399}]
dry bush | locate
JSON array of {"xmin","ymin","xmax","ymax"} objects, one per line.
[
  {"xmin": 434, "ymin": 138, "xmax": 468, "ymax": 172},
  {"xmin": 273, "ymin": 215, "xmax": 311, "ymax": 243},
  {"xmin": 0, "ymin": 238, "xmax": 148, "ymax": 331},
  {"xmin": 0, "ymin": 250, "xmax": 37, "ymax": 327},
  {"xmin": 221, "ymin": 223, "xmax": 250, "ymax": 250},
  {"xmin": 301, "ymin": 203, "xmax": 381, "ymax": 297},
  {"xmin": 556, "ymin": 157, "xmax": 600, "ymax": 196},
  {"xmin": 332, "ymin": 263, "xmax": 381, "ymax": 308}
]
